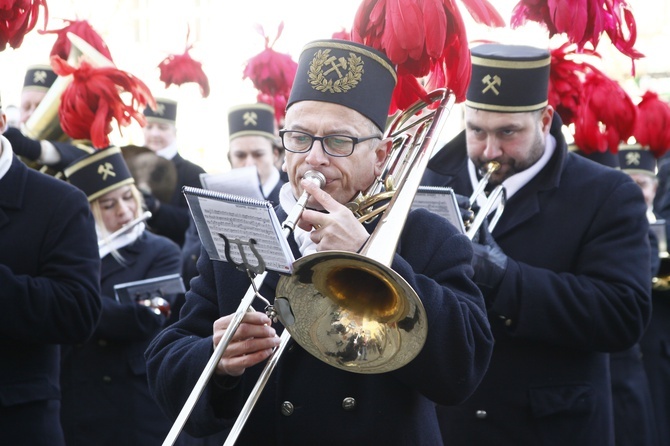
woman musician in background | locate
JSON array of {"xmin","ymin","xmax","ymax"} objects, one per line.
[{"xmin": 59, "ymin": 146, "xmax": 182, "ymax": 446}]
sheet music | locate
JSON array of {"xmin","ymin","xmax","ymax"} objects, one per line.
[
  {"xmin": 199, "ymin": 166, "xmax": 264, "ymax": 200},
  {"xmin": 183, "ymin": 186, "xmax": 294, "ymax": 273},
  {"xmin": 411, "ymin": 186, "xmax": 466, "ymax": 234}
]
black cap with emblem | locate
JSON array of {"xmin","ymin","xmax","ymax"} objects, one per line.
[
  {"xmin": 143, "ymin": 97, "xmax": 177, "ymax": 125},
  {"xmin": 64, "ymin": 146, "xmax": 135, "ymax": 202},
  {"xmin": 466, "ymin": 44, "xmax": 551, "ymax": 113},
  {"xmin": 228, "ymin": 103, "xmax": 276, "ymax": 141},
  {"xmin": 619, "ymin": 144, "xmax": 657, "ymax": 177},
  {"xmin": 23, "ymin": 64, "xmax": 58, "ymax": 92},
  {"xmin": 287, "ymin": 39, "xmax": 397, "ymax": 132}
]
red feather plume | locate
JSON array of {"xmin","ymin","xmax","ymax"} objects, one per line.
[
  {"xmin": 39, "ymin": 19, "xmax": 113, "ymax": 62},
  {"xmin": 510, "ymin": 0, "xmax": 643, "ymax": 74},
  {"xmin": 158, "ymin": 34, "xmax": 210, "ymax": 98},
  {"xmin": 0, "ymin": 0, "xmax": 48, "ymax": 51},
  {"xmin": 242, "ymin": 22, "xmax": 298, "ymax": 125},
  {"xmin": 572, "ymin": 68, "xmax": 636, "ymax": 154},
  {"xmin": 51, "ymin": 56, "xmax": 155, "ymax": 149},
  {"xmin": 633, "ymin": 91, "xmax": 670, "ymax": 159},
  {"xmin": 548, "ymin": 42, "xmax": 601, "ymax": 127},
  {"xmin": 351, "ymin": 0, "xmax": 504, "ymax": 113}
]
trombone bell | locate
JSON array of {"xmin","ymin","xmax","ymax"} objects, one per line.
[{"xmin": 276, "ymin": 252, "xmax": 427, "ymax": 374}]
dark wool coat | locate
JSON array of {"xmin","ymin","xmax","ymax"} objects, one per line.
[{"xmin": 0, "ymin": 155, "xmax": 101, "ymax": 446}]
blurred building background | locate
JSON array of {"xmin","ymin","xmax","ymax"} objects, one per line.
[{"xmin": 0, "ymin": 0, "xmax": 666, "ymax": 173}]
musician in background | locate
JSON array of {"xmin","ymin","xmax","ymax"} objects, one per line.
[
  {"xmin": 3, "ymin": 64, "xmax": 92, "ymax": 173},
  {"xmin": 146, "ymin": 39, "xmax": 493, "ymax": 445},
  {"xmin": 141, "ymin": 98, "xmax": 206, "ymax": 247},
  {"xmin": 60, "ymin": 147, "xmax": 181, "ymax": 445},
  {"xmin": 421, "ymin": 43, "xmax": 651, "ymax": 445},
  {"xmin": 621, "ymin": 144, "xmax": 670, "ymax": 446},
  {"xmin": 0, "ymin": 98, "xmax": 101, "ymax": 446}
]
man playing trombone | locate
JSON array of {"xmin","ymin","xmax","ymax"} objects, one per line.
[
  {"xmin": 146, "ymin": 39, "xmax": 494, "ymax": 445},
  {"xmin": 421, "ymin": 43, "xmax": 652, "ymax": 446}
]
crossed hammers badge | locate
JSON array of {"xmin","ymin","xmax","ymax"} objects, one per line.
[
  {"xmin": 482, "ymin": 74, "xmax": 501, "ymax": 95},
  {"xmin": 243, "ymin": 111, "xmax": 258, "ymax": 127},
  {"xmin": 97, "ymin": 162, "xmax": 116, "ymax": 181}
]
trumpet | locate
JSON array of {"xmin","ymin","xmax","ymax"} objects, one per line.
[
  {"xmin": 161, "ymin": 171, "xmax": 326, "ymax": 446},
  {"xmin": 465, "ymin": 162, "xmax": 506, "ymax": 240}
]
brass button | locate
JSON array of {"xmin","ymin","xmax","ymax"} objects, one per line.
[
  {"xmin": 504, "ymin": 319, "xmax": 513, "ymax": 327},
  {"xmin": 102, "ymin": 376, "xmax": 112, "ymax": 383},
  {"xmin": 342, "ymin": 397, "xmax": 357, "ymax": 411},
  {"xmin": 475, "ymin": 410, "xmax": 487, "ymax": 419},
  {"xmin": 281, "ymin": 401, "xmax": 294, "ymax": 416}
]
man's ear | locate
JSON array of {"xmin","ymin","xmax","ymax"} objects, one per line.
[
  {"xmin": 541, "ymin": 106, "xmax": 554, "ymax": 134},
  {"xmin": 374, "ymin": 138, "xmax": 392, "ymax": 176},
  {"xmin": 0, "ymin": 112, "xmax": 7, "ymax": 134}
]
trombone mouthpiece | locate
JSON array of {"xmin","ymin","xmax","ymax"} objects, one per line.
[{"xmin": 303, "ymin": 170, "xmax": 326, "ymax": 189}]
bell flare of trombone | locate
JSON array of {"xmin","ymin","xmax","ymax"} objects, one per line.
[{"xmin": 275, "ymin": 251, "xmax": 427, "ymax": 374}]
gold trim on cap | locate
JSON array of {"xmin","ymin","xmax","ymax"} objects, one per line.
[
  {"xmin": 228, "ymin": 103, "xmax": 274, "ymax": 114},
  {"xmin": 464, "ymin": 99, "xmax": 549, "ymax": 112},
  {"xmin": 64, "ymin": 146, "xmax": 122, "ymax": 178},
  {"xmin": 87, "ymin": 178, "xmax": 135, "ymax": 202},
  {"xmin": 229, "ymin": 130, "xmax": 276, "ymax": 141},
  {"xmin": 471, "ymin": 55, "xmax": 550, "ymax": 70},
  {"xmin": 302, "ymin": 40, "xmax": 397, "ymax": 83}
]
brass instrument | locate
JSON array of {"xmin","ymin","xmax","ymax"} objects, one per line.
[
  {"xmin": 24, "ymin": 32, "xmax": 115, "ymax": 142},
  {"xmin": 274, "ymin": 89, "xmax": 453, "ymax": 377},
  {"xmin": 465, "ymin": 161, "xmax": 506, "ymax": 239}
]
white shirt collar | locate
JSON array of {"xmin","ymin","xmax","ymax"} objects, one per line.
[
  {"xmin": 469, "ymin": 133, "xmax": 556, "ymax": 208},
  {"xmin": 156, "ymin": 141, "xmax": 179, "ymax": 160},
  {"xmin": 261, "ymin": 168, "xmax": 281, "ymax": 198},
  {"xmin": 0, "ymin": 136, "xmax": 14, "ymax": 180}
]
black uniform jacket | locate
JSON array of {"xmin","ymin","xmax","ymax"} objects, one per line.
[
  {"xmin": 0, "ymin": 154, "xmax": 101, "ymax": 444},
  {"xmin": 421, "ymin": 115, "xmax": 652, "ymax": 446},
  {"xmin": 146, "ymin": 207, "xmax": 494, "ymax": 445},
  {"xmin": 60, "ymin": 231, "xmax": 181, "ymax": 446},
  {"xmin": 148, "ymin": 153, "xmax": 206, "ymax": 246}
]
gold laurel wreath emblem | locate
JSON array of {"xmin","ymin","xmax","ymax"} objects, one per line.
[{"xmin": 308, "ymin": 49, "xmax": 363, "ymax": 93}]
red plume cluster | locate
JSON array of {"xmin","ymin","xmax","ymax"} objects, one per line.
[
  {"xmin": 633, "ymin": 91, "xmax": 670, "ymax": 159},
  {"xmin": 39, "ymin": 19, "xmax": 113, "ymax": 62},
  {"xmin": 52, "ymin": 56, "xmax": 155, "ymax": 149},
  {"xmin": 351, "ymin": 0, "xmax": 504, "ymax": 113},
  {"xmin": 158, "ymin": 41, "xmax": 210, "ymax": 98},
  {"xmin": 0, "ymin": 0, "xmax": 48, "ymax": 51},
  {"xmin": 548, "ymin": 42, "xmax": 600, "ymax": 127},
  {"xmin": 548, "ymin": 42, "xmax": 636, "ymax": 154},
  {"xmin": 572, "ymin": 69, "xmax": 636, "ymax": 154},
  {"xmin": 243, "ymin": 22, "xmax": 298, "ymax": 124},
  {"xmin": 510, "ymin": 0, "xmax": 643, "ymax": 73}
]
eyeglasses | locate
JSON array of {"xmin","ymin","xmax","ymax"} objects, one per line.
[{"xmin": 279, "ymin": 130, "xmax": 381, "ymax": 157}]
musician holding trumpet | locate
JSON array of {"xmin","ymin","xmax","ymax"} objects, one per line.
[
  {"xmin": 146, "ymin": 39, "xmax": 494, "ymax": 445},
  {"xmin": 422, "ymin": 44, "xmax": 652, "ymax": 445}
]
